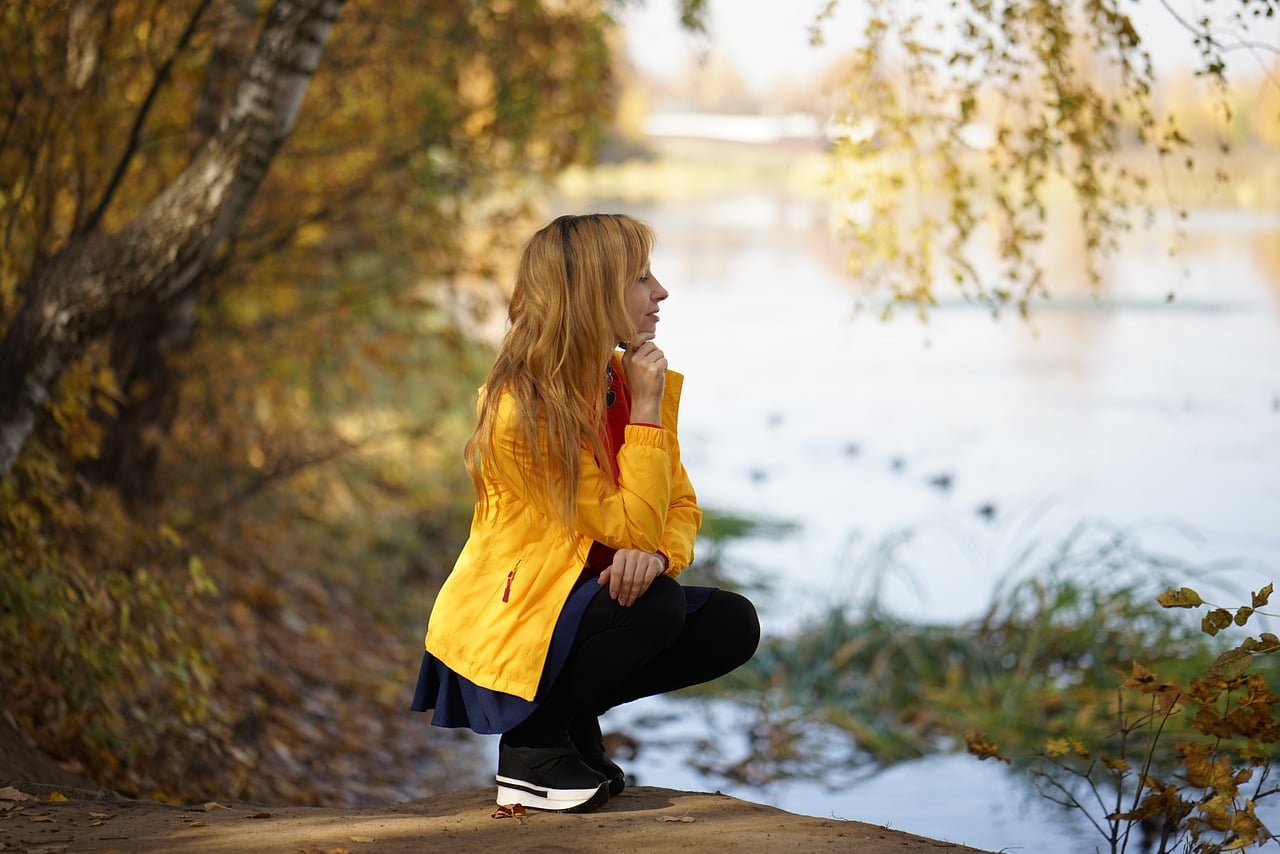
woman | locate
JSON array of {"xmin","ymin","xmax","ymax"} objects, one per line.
[{"xmin": 412, "ymin": 213, "xmax": 760, "ymax": 813}]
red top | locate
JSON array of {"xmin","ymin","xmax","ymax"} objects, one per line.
[{"xmin": 585, "ymin": 358, "xmax": 661, "ymax": 571}]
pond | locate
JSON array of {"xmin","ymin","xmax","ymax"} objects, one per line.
[
  {"xmin": 639, "ymin": 197, "xmax": 1279, "ymax": 630},
  {"xmin": 520, "ymin": 189, "xmax": 1280, "ymax": 851}
]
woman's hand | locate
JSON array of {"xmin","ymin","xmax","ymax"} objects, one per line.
[
  {"xmin": 598, "ymin": 549, "xmax": 666, "ymax": 607},
  {"xmin": 622, "ymin": 333, "xmax": 666, "ymax": 426}
]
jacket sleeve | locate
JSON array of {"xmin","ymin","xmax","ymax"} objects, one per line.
[
  {"xmin": 659, "ymin": 454, "xmax": 700, "ymax": 577},
  {"xmin": 573, "ymin": 424, "xmax": 673, "ymax": 553}
]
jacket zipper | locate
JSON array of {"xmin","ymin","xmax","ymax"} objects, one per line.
[{"xmin": 502, "ymin": 561, "xmax": 520, "ymax": 603}]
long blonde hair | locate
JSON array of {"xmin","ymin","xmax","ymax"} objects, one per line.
[{"xmin": 466, "ymin": 214, "xmax": 655, "ymax": 531}]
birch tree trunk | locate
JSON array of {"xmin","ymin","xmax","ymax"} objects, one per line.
[
  {"xmin": 0, "ymin": 0, "xmax": 344, "ymax": 479},
  {"xmin": 90, "ymin": 0, "xmax": 261, "ymax": 504}
]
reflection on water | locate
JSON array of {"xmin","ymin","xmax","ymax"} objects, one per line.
[{"xmin": 538, "ymin": 187, "xmax": 1280, "ymax": 850}]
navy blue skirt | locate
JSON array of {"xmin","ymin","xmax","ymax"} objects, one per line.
[{"xmin": 411, "ymin": 577, "xmax": 715, "ymax": 734}]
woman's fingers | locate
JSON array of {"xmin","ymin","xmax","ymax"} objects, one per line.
[
  {"xmin": 622, "ymin": 340, "xmax": 666, "ymax": 417},
  {"xmin": 600, "ymin": 549, "xmax": 662, "ymax": 606}
]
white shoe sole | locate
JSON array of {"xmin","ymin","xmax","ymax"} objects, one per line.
[{"xmin": 496, "ymin": 775, "xmax": 609, "ymax": 812}]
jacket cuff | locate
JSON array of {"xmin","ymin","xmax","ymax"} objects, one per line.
[{"xmin": 623, "ymin": 423, "xmax": 670, "ymax": 450}]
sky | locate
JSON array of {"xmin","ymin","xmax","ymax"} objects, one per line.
[
  {"xmin": 620, "ymin": 0, "xmax": 867, "ymax": 96},
  {"xmin": 620, "ymin": 0, "xmax": 1280, "ymax": 97}
]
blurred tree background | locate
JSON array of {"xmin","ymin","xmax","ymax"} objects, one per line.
[{"xmin": 0, "ymin": 0, "xmax": 621, "ymax": 804}]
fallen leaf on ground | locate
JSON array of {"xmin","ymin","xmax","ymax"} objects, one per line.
[
  {"xmin": 88, "ymin": 811, "xmax": 114, "ymax": 819},
  {"xmin": 348, "ymin": 835, "xmax": 374, "ymax": 843},
  {"xmin": 202, "ymin": 802, "xmax": 230, "ymax": 812},
  {"xmin": 186, "ymin": 820, "xmax": 207, "ymax": 827},
  {"xmin": 491, "ymin": 804, "xmax": 526, "ymax": 820},
  {"xmin": 47, "ymin": 791, "xmax": 67, "ymax": 803},
  {"xmin": 0, "ymin": 787, "xmax": 33, "ymax": 803},
  {"xmin": 27, "ymin": 815, "xmax": 55, "ymax": 823},
  {"xmin": 657, "ymin": 814, "xmax": 696, "ymax": 823},
  {"xmin": 250, "ymin": 812, "xmax": 272, "ymax": 819}
]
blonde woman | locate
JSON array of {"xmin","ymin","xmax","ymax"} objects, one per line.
[{"xmin": 412, "ymin": 213, "xmax": 759, "ymax": 813}]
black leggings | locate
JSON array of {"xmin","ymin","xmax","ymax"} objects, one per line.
[{"xmin": 504, "ymin": 575, "xmax": 760, "ymax": 745}]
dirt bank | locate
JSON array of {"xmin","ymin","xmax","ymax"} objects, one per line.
[{"xmin": 0, "ymin": 781, "xmax": 993, "ymax": 853}]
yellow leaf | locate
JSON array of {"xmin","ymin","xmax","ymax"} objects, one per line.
[
  {"xmin": 965, "ymin": 730, "xmax": 1011, "ymax": 764},
  {"xmin": 1044, "ymin": 737, "xmax": 1071, "ymax": 758},
  {"xmin": 1252, "ymin": 584, "xmax": 1273, "ymax": 608},
  {"xmin": 48, "ymin": 791, "xmax": 67, "ymax": 802},
  {"xmin": 1157, "ymin": 586, "xmax": 1204, "ymax": 608},
  {"xmin": 1202, "ymin": 608, "xmax": 1234, "ymax": 636}
]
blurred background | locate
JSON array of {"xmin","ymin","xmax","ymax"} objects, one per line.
[{"xmin": 1, "ymin": 1, "xmax": 1277, "ymax": 850}]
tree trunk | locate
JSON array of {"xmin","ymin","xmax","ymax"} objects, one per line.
[
  {"xmin": 89, "ymin": 293, "xmax": 197, "ymax": 505},
  {"xmin": 90, "ymin": 0, "xmax": 259, "ymax": 505},
  {"xmin": 0, "ymin": 0, "xmax": 343, "ymax": 480}
]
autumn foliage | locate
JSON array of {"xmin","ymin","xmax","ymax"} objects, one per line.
[
  {"xmin": 1, "ymin": 0, "xmax": 619, "ymax": 803},
  {"xmin": 969, "ymin": 584, "xmax": 1280, "ymax": 853}
]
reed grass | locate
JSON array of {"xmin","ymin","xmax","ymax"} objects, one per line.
[{"xmin": 689, "ymin": 521, "xmax": 1270, "ymax": 784}]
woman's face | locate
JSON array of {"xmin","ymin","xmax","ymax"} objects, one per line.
[{"xmin": 625, "ymin": 266, "xmax": 668, "ymax": 337}]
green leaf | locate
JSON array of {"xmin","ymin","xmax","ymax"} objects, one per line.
[{"xmin": 1203, "ymin": 648, "xmax": 1252, "ymax": 680}]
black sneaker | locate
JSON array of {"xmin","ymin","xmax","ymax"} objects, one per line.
[
  {"xmin": 495, "ymin": 739, "xmax": 610, "ymax": 812},
  {"xmin": 569, "ymin": 716, "xmax": 626, "ymax": 797}
]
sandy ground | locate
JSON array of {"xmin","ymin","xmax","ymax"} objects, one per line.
[{"xmin": 0, "ymin": 781, "xmax": 995, "ymax": 853}]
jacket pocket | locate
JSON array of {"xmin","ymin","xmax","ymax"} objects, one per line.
[{"xmin": 501, "ymin": 561, "xmax": 520, "ymax": 603}]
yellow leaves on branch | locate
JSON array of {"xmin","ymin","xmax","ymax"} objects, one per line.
[
  {"xmin": 1192, "ymin": 793, "xmax": 1267, "ymax": 846},
  {"xmin": 1155, "ymin": 585, "xmax": 1280, "ymax": 657},
  {"xmin": 1044, "ymin": 737, "xmax": 1090, "ymax": 760},
  {"xmin": 1178, "ymin": 744, "xmax": 1253, "ymax": 795},
  {"xmin": 964, "ymin": 730, "xmax": 1010, "ymax": 764},
  {"xmin": 1117, "ymin": 778, "xmax": 1191, "ymax": 826},
  {"xmin": 1121, "ymin": 662, "xmax": 1183, "ymax": 716},
  {"xmin": 1157, "ymin": 584, "xmax": 1272, "ymax": 616}
]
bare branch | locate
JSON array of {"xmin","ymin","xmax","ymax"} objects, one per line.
[{"xmin": 79, "ymin": 0, "xmax": 215, "ymax": 235}]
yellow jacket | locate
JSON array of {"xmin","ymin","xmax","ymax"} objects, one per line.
[{"xmin": 424, "ymin": 360, "xmax": 701, "ymax": 700}]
